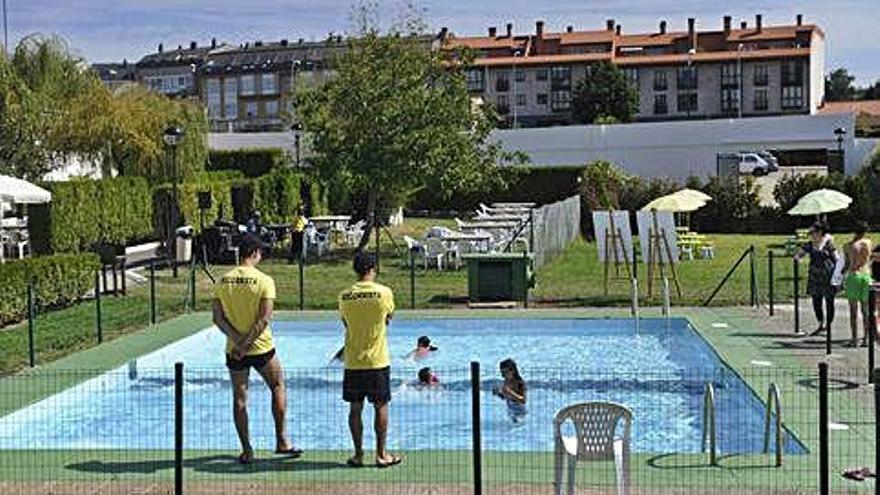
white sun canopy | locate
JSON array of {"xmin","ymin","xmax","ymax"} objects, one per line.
[{"xmin": 0, "ymin": 175, "xmax": 52, "ymax": 205}]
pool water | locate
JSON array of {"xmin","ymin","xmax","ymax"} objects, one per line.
[{"xmin": 0, "ymin": 318, "xmax": 806, "ymax": 454}]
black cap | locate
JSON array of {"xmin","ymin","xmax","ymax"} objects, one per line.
[
  {"xmin": 353, "ymin": 250, "xmax": 377, "ymax": 276},
  {"xmin": 239, "ymin": 233, "xmax": 268, "ymax": 259}
]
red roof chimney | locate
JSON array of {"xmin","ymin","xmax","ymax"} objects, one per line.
[
  {"xmin": 211, "ymin": 37, "xmax": 217, "ymax": 49},
  {"xmin": 755, "ymin": 14, "xmax": 762, "ymax": 32},
  {"xmin": 659, "ymin": 20, "xmax": 667, "ymax": 34},
  {"xmin": 189, "ymin": 41, "xmax": 197, "ymax": 50},
  {"xmin": 506, "ymin": 22, "xmax": 513, "ymax": 38},
  {"xmin": 615, "ymin": 24, "xmax": 621, "ymax": 35},
  {"xmin": 566, "ymin": 25, "xmax": 574, "ymax": 33},
  {"xmin": 796, "ymin": 14, "xmax": 803, "ymax": 26},
  {"xmin": 723, "ymin": 16, "xmax": 731, "ymax": 35},
  {"xmin": 536, "ymin": 20, "xmax": 545, "ymax": 39},
  {"xmin": 488, "ymin": 26, "xmax": 497, "ymax": 37},
  {"xmin": 606, "ymin": 19, "xmax": 615, "ymax": 31},
  {"xmin": 158, "ymin": 43, "xmax": 163, "ymax": 53},
  {"xmin": 740, "ymin": 20, "xmax": 747, "ymax": 30},
  {"xmin": 687, "ymin": 18, "xmax": 696, "ymax": 51}
]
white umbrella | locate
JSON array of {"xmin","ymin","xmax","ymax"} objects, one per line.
[
  {"xmin": 0, "ymin": 175, "xmax": 52, "ymax": 204},
  {"xmin": 787, "ymin": 189, "xmax": 852, "ymax": 216},
  {"xmin": 673, "ymin": 188, "xmax": 712, "ymax": 203}
]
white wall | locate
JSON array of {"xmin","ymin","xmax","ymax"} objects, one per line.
[{"xmin": 489, "ymin": 112, "xmax": 857, "ymax": 180}]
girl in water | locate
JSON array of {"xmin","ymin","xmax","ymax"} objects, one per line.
[{"xmin": 493, "ymin": 359, "xmax": 527, "ymax": 423}]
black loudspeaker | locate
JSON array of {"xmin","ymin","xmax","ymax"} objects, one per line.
[{"xmin": 198, "ymin": 191, "xmax": 212, "ymax": 210}]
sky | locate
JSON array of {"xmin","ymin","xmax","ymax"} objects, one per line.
[{"xmin": 8, "ymin": 0, "xmax": 879, "ymax": 85}]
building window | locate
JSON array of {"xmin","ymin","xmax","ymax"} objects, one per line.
[
  {"xmin": 265, "ymin": 100, "xmax": 279, "ymax": 117},
  {"xmin": 550, "ymin": 66, "xmax": 571, "ymax": 90},
  {"xmin": 754, "ymin": 89, "xmax": 769, "ymax": 111},
  {"xmin": 536, "ymin": 69, "xmax": 548, "ymax": 81},
  {"xmin": 653, "ymin": 94, "xmax": 668, "ymax": 115},
  {"xmin": 720, "ymin": 63, "xmax": 739, "ymax": 88},
  {"xmin": 260, "ymin": 73, "xmax": 278, "ymax": 95},
  {"xmin": 676, "ymin": 66, "xmax": 698, "ymax": 90},
  {"xmin": 466, "ymin": 69, "xmax": 485, "ymax": 92},
  {"xmin": 537, "ymin": 93, "xmax": 548, "ymax": 105},
  {"xmin": 206, "ymin": 78, "xmax": 222, "ymax": 118},
  {"xmin": 178, "ymin": 76, "xmax": 187, "ymax": 87},
  {"xmin": 239, "ymin": 74, "xmax": 256, "ymax": 96},
  {"xmin": 653, "ymin": 71, "xmax": 667, "ymax": 91},
  {"xmin": 677, "ymin": 92, "xmax": 698, "ymax": 113},
  {"xmin": 781, "ymin": 60, "xmax": 804, "ymax": 86},
  {"xmin": 721, "ymin": 88, "xmax": 740, "ymax": 114},
  {"xmin": 496, "ymin": 71, "xmax": 510, "ymax": 92},
  {"xmin": 496, "ymin": 94, "xmax": 509, "ymax": 114},
  {"xmin": 245, "ymin": 101, "xmax": 259, "ymax": 118},
  {"xmin": 223, "ymin": 78, "xmax": 237, "ymax": 119},
  {"xmin": 515, "ymin": 69, "xmax": 525, "ymax": 83},
  {"xmin": 782, "ymin": 86, "xmax": 804, "ymax": 109},
  {"xmin": 622, "ymin": 67, "xmax": 639, "ymax": 88},
  {"xmin": 550, "ymin": 90, "xmax": 571, "ymax": 112},
  {"xmin": 516, "ymin": 93, "xmax": 526, "ymax": 107},
  {"xmin": 754, "ymin": 64, "xmax": 769, "ymax": 86}
]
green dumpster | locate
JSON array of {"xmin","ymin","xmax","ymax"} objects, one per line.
[{"xmin": 461, "ymin": 252, "xmax": 534, "ymax": 305}]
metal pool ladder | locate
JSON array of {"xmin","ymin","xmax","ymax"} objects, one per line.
[
  {"xmin": 702, "ymin": 382, "xmax": 717, "ymax": 465},
  {"xmin": 763, "ymin": 383, "xmax": 784, "ymax": 467}
]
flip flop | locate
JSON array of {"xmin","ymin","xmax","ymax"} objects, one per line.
[
  {"xmin": 238, "ymin": 451, "xmax": 254, "ymax": 465},
  {"xmin": 346, "ymin": 457, "xmax": 365, "ymax": 468},
  {"xmin": 376, "ymin": 454, "xmax": 404, "ymax": 468},
  {"xmin": 843, "ymin": 467, "xmax": 873, "ymax": 481},
  {"xmin": 275, "ymin": 446, "xmax": 304, "ymax": 457},
  {"xmin": 810, "ymin": 327, "xmax": 826, "ymax": 336}
]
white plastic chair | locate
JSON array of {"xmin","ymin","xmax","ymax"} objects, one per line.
[
  {"xmin": 422, "ymin": 237, "xmax": 447, "ymax": 270},
  {"xmin": 553, "ymin": 402, "xmax": 633, "ymax": 495},
  {"xmin": 345, "ymin": 220, "xmax": 366, "ymax": 247},
  {"xmin": 305, "ymin": 225, "xmax": 330, "ymax": 258},
  {"xmin": 402, "ymin": 235, "xmax": 424, "ymax": 267}
]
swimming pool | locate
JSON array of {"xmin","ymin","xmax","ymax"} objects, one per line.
[{"xmin": 0, "ymin": 317, "xmax": 806, "ymax": 454}]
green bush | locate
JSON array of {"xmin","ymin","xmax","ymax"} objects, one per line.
[
  {"xmin": 207, "ymin": 149, "xmax": 288, "ymax": 177},
  {"xmin": 154, "ymin": 173, "xmax": 241, "ymax": 234},
  {"xmin": 0, "ymin": 253, "xmax": 99, "ymax": 325},
  {"xmin": 29, "ymin": 178, "xmax": 154, "ymax": 254},
  {"xmin": 253, "ymin": 169, "xmax": 301, "ymax": 224}
]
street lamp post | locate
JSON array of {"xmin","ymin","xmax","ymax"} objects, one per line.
[
  {"xmin": 834, "ymin": 127, "xmax": 847, "ymax": 173},
  {"xmin": 685, "ymin": 48, "xmax": 695, "ymax": 120},
  {"xmin": 737, "ymin": 43, "xmax": 743, "ymax": 119},
  {"xmin": 512, "ymin": 48, "xmax": 523, "ymax": 129},
  {"xmin": 291, "ymin": 122, "xmax": 302, "ymax": 168},
  {"xmin": 163, "ymin": 126, "xmax": 185, "ymax": 278}
]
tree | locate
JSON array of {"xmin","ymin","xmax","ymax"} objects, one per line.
[
  {"xmin": 860, "ymin": 80, "xmax": 880, "ymax": 100},
  {"xmin": 825, "ymin": 68, "xmax": 856, "ymax": 101},
  {"xmin": 571, "ymin": 61, "xmax": 638, "ymax": 125},
  {"xmin": 295, "ymin": 7, "xmax": 525, "ymax": 248},
  {"xmin": 0, "ymin": 35, "xmax": 207, "ymax": 182}
]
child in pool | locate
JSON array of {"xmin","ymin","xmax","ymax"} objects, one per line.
[
  {"xmin": 417, "ymin": 367, "xmax": 440, "ymax": 386},
  {"xmin": 492, "ymin": 359, "xmax": 527, "ymax": 423},
  {"xmin": 406, "ymin": 336, "xmax": 438, "ymax": 360}
]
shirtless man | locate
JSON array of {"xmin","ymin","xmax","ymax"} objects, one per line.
[{"xmin": 843, "ymin": 222, "xmax": 874, "ymax": 347}]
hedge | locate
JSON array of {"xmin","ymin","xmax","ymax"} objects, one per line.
[
  {"xmin": 30, "ymin": 178, "xmax": 154, "ymax": 254},
  {"xmin": 207, "ymin": 149, "xmax": 288, "ymax": 178},
  {"xmin": 154, "ymin": 173, "xmax": 242, "ymax": 234},
  {"xmin": 0, "ymin": 253, "xmax": 99, "ymax": 326}
]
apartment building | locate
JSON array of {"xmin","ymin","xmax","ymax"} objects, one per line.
[
  {"xmin": 442, "ymin": 14, "xmax": 825, "ymax": 127},
  {"xmin": 198, "ymin": 38, "xmax": 345, "ymax": 132},
  {"xmin": 135, "ymin": 40, "xmax": 229, "ymax": 98}
]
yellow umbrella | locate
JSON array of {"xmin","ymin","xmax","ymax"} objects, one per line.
[
  {"xmin": 673, "ymin": 188, "xmax": 712, "ymax": 203},
  {"xmin": 787, "ymin": 188, "xmax": 852, "ymax": 216},
  {"xmin": 641, "ymin": 193, "xmax": 707, "ymax": 212}
]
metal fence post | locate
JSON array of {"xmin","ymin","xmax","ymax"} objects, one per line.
[
  {"xmin": 818, "ymin": 362, "xmax": 829, "ymax": 495},
  {"xmin": 793, "ymin": 258, "xmax": 802, "ymax": 335},
  {"xmin": 149, "ymin": 260, "xmax": 157, "ymax": 326},
  {"xmin": 188, "ymin": 257, "xmax": 196, "ymax": 311},
  {"xmin": 27, "ymin": 282, "xmax": 35, "ymax": 367},
  {"xmin": 409, "ymin": 248, "xmax": 416, "ymax": 310},
  {"xmin": 873, "ymin": 367, "xmax": 880, "ymax": 495},
  {"xmin": 174, "ymin": 362, "xmax": 184, "ymax": 495},
  {"xmin": 768, "ymin": 251, "xmax": 775, "ymax": 316},
  {"xmin": 869, "ymin": 289, "xmax": 876, "ymax": 384},
  {"xmin": 298, "ymin": 254, "xmax": 305, "ymax": 311},
  {"xmin": 470, "ymin": 361, "xmax": 482, "ymax": 495},
  {"xmin": 95, "ymin": 271, "xmax": 103, "ymax": 344},
  {"xmin": 749, "ymin": 245, "xmax": 757, "ymax": 307}
]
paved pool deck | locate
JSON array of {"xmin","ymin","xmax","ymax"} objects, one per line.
[{"xmin": 0, "ymin": 306, "xmax": 875, "ymax": 493}]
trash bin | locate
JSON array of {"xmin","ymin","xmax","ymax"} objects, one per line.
[
  {"xmin": 461, "ymin": 252, "xmax": 534, "ymax": 304},
  {"xmin": 175, "ymin": 226, "xmax": 193, "ymax": 263}
]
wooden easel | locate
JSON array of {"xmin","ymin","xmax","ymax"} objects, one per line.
[
  {"xmin": 646, "ymin": 210, "xmax": 682, "ymax": 298},
  {"xmin": 603, "ymin": 212, "xmax": 632, "ymax": 296}
]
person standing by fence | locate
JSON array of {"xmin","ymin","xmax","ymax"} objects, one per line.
[
  {"xmin": 795, "ymin": 222, "xmax": 844, "ymax": 337},
  {"xmin": 212, "ymin": 234, "xmax": 301, "ymax": 464},
  {"xmin": 843, "ymin": 222, "xmax": 874, "ymax": 347},
  {"xmin": 290, "ymin": 204, "xmax": 307, "ymax": 262},
  {"xmin": 338, "ymin": 250, "xmax": 403, "ymax": 468}
]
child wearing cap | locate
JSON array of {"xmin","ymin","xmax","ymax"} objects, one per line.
[{"xmin": 407, "ymin": 335, "xmax": 438, "ymax": 361}]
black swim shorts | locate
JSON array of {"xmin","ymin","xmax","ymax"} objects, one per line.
[
  {"xmin": 226, "ymin": 348, "xmax": 276, "ymax": 372},
  {"xmin": 343, "ymin": 367, "xmax": 391, "ymax": 404}
]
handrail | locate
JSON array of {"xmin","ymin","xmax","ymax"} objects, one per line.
[
  {"xmin": 662, "ymin": 277, "xmax": 671, "ymax": 317},
  {"xmin": 702, "ymin": 382, "xmax": 717, "ymax": 465},
  {"xmin": 631, "ymin": 277, "xmax": 639, "ymax": 318},
  {"xmin": 763, "ymin": 383, "xmax": 784, "ymax": 467}
]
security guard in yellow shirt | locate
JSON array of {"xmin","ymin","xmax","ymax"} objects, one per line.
[
  {"xmin": 339, "ymin": 250, "xmax": 403, "ymax": 468},
  {"xmin": 212, "ymin": 234, "xmax": 302, "ymax": 464}
]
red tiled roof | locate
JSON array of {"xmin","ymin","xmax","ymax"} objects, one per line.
[
  {"xmin": 725, "ymin": 24, "xmax": 822, "ymax": 42},
  {"xmin": 819, "ymin": 100, "xmax": 880, "ymax": 117},
  {"xmin": 471, "ymin": 52, "xmax": 612, "ymax": 67},
  {"xmin": 443, "ymin": 35, "xmax": 529, "ymax": 51},
  {"xmin": 618, "ymin": 32, "xmax": 688, "ymax": 47}
]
